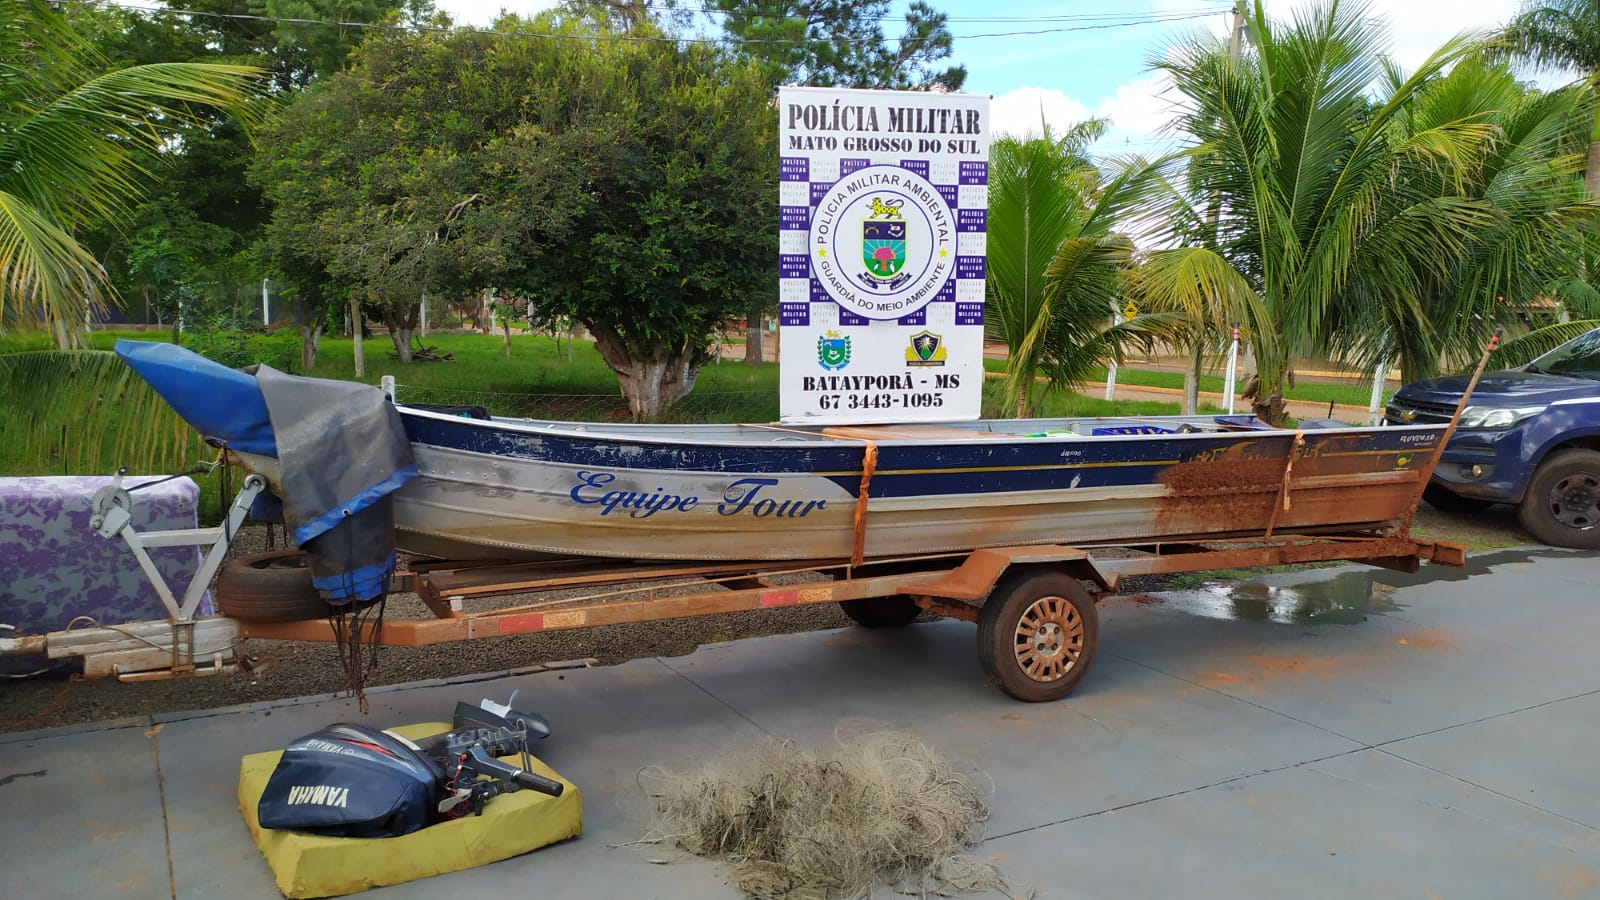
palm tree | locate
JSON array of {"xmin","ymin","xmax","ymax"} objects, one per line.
[
  {"xmin": 1500, "ymin": 0, "xmax": 1600, "ymax": 192},
  {"xmin": 984, "ymin": 121, "xmax": 1182, "ymax": 417},
  {"xmin": 1135, "ymin": 0, "xmax": 1502, "ymax": 424},
  {"xmin": 0, "ymin": 0, "xmax": 264, "ymax": 477},
  {"xmin": 1, "ymin": 0, "xmax": 263, "ymax": 345},
  {"xmin": 1329, "ymin": 61, "xmax": 1600, "ymax": 383},
  {"xmin": 1492, "ymin": 1, "xmax": 1600, "ymax": 356}
]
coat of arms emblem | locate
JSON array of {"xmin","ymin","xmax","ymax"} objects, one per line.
[
  {"xmin": 905, "ymin": 330, "xmax": 947, "ymax": 367},
  {"xmin": 861, "ymin": 197, "xmax": 907, "ymax": 285},
  {"xmin": 816, "ymin": 330, "xmax": 852, "ymax": 371}
]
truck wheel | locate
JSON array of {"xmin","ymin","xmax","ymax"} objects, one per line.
[
  {"xmin": 215, "ymin": 550, "xmax": 330, "ymax": 622},
  {"xmin": 1422, "ymin": 484, "xmax": 1491, "ymax": 514},
  {"xmin": 838, "ymin": 596, "xmax": 921, "ymax": 628},
  {"xmin": 1518, "ymin": 449, "xmax": 1600, "ymax": 550},
  {"xmin": 977, "ymin": 570, "xmax": 1099, "ymax": 702}
]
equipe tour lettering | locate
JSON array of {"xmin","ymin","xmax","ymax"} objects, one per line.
[
  {"xmin": 569, "ymin": 471, "xmax": 699, "ymax": 518},
  {"xmin": 716, "ymin": 478, "xmax": 826, "ymax": 518},
  {"xmin": 286, "ymin": 785, "xmax": 350, "ymax": 808},
  {"xmin": 570, "ymin": 472, "xmax": 826, "ymax": 519}
]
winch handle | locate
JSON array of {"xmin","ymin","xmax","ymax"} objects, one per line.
[{"xmin": 465, "ymin": 746, "xmax": 565, "ymax": 796}]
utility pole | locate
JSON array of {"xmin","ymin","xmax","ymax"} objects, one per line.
[
  {"xmin": 1227, "ymin": 0, "xmax": 1247, "ymax": 57},
  {"xmin": 1189, "ymin": 0, "xmax": 1250, "ymax": 415}
]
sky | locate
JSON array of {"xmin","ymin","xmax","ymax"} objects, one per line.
[{"xmin": 430, "ymin": 1, "xmax": 1551, "ymax": 153}]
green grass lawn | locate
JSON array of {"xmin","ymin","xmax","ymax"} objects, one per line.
[
  {"xmin": 11, "ymin": 328, "xmax": 1407, "ymax": 485},
  {"xmin": 980, "ymin": 356, "xmax": 1381, "ymax": 407}
]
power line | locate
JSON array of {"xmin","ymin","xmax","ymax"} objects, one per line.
[
  {"xmin": 657, "ymin": 1, "xmax": 1231, "ymax": 25},
  {"xmin": 61, "ymin": 0, "xmax": 1229, "ymax": 45}
]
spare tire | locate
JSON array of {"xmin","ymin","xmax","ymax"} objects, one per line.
[{"xmin": 214, "ymin": 549, "xmax": 330, "ymax": 622}]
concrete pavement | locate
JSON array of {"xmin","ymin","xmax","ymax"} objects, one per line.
[{"xmin": 2, "ymin": 548, "xmax": 1597, "ymax": 899}]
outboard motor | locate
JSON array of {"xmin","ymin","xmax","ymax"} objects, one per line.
[
  {"xmin": 257, "ymin": 697, "xmax": 562, "ymax": 837},
  {"xmin": 258, "ymin": 724, "xmax": 444, "ymax": 837}
]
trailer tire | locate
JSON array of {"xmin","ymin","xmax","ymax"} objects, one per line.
[
  {"xmin": 1518, "ymin": 449, "xmax": 1600, "ymax": 550},
  {"xmin": 214, "ymin": 550, "xmax": 331, "ymax": 622},
  {"xmin": 977, "ymin": 570, "xmax": 1098, "ymax": 702},
  {"xmin": 838, "ymin": 596, "xmax": 921, "ymax": 628}
]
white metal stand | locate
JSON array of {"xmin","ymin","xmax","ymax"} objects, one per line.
[{"xmin": 0, "ymin": 470, "xmax": 268, "ymax": 680}]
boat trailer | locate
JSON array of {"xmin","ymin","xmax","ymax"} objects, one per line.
[
  {"xmin": 1, "ymin": 470, "xmax": 1465, "ymax": 701},
  {"xmin": 0, "ymin": 333, "xmax": 1497, "ymax": 700}
]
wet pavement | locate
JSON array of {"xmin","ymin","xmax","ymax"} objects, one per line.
[{"xmin": 2, "ymin": 548, "xmax": 1597, "ymax": 898}]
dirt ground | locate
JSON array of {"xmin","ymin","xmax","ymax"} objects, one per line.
[{"xmin": 0, "ymin": 504, "xmax": 1533, "ymax": 735}]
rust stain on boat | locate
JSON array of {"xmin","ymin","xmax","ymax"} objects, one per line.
[{"xmin": 1155, "ymin": 455, "xmax": 1285, "ymax": 532}]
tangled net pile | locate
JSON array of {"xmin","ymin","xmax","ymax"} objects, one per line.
[{"xmin": 638, "ymin": 731, "xmax": 1007, "ymax": 899}]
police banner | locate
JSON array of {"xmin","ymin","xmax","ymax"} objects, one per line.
[{"xmin": 776, "ymin": 86, "xmax": 990, "ymax": 425}]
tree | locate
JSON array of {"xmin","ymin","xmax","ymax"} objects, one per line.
[
  {"xmin": 709, "ymin": 0, "xmax": 966, "ymax": 92},
  {"xmin": 1500, "ymin": 0, "xmax": 1600, "ymax": 194},
  {"xmin": 1328, "ymin": 61, "xmax": 1600, "ymax": 383},
  {"xmin": 1134, "ymin": 0, "xmax": 1506, "ymax": 424},
  {"xmin": 457, "ymin": 21, "xmax": 779, "ymax": 417},
  {"xmin": 256, "ymin": 16, "xmax": 778, "ymax": 418},
  {"xmin": 1492, "ymin": 0, "xmax": 1600, "ymax": 347},
  {"xmin": 67, "ymin": 0, "xmax": 418, "ymax": 369},
  {"xmin": 984, "ymin": 121, "xmax": 1183, "ymax": 417},
  {"xmin": 0, "ymin": 0, "xmax": 263, "ymax": 346},
  {"xmin": 710, "ymin": 0, "xmax": 967, "ymax": 364}
]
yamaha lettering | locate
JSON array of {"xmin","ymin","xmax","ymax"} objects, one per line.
[{"xmin": 286, "ymin": 785, "xmax": 350, "ymax": 808}]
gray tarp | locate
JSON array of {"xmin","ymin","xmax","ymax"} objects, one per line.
[{"xmin": 251, "ymin": 366, "xmax": 417, "ymax": 603}]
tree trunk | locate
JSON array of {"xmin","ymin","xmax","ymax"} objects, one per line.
[
  {"xmin": 588, "ymin": 322, "xmax": 699, "ymax": 421},
  {"xmin": 501, "ymin": 321, "xmax": 513, "ymax": 356},
  {"xmin": 1182, "ymin": 337, "xmax": 1203, "ymax": 415},
  {"xmin": 1586, "ymin": 140, "xmax": 1600, "ymax": 199},
  {"xmin": 350, "ymin": 297, "xmax": 365, "ymax": 378},
  {"xmin": 1248, "ymin": 359, "xmax": 1290, "ymax": 426},
  {"xmin": 389, "ymin": 327, "xmax": 415, "ymax": 363},
  {"xmin": 1251, "ymin": 390, "xmax": 1288, "ymax": 427},
  {"xmin": 744, "ymin": 307, "xmax": 763, "ymax": 364},
  {"xmin": 300, "ymin": 323, "xmax": 323, "ymax": 371}
]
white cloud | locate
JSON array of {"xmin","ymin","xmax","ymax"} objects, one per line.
[
  {"xmin": 1093, "ymin": 73, "xmax": 1186, "ymax": 154},
  {"xmin": 1365, "ymin": 0, "xmax": 1518, "ymax": 71},
  {"xmin": 990, "ymin": 86, "xmax": 1092, "ymax": 140},
  {"xmin": 989, "ymin": 75, "xmax": 1186, "ymax": 159}
]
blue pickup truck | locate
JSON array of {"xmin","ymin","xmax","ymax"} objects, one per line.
[{"xmin": 1384, "ymin": 326, "xmax": 1600, "ymax": 549}]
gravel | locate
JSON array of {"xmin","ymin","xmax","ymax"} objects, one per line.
[{"xmin": 0, "ymin": 505, "xmax": 1533, "ymax": 735}]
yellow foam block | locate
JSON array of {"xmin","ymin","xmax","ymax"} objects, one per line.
[{"xmin": 238, "ymin": 722, "xmax": 582, "ymax": 899}]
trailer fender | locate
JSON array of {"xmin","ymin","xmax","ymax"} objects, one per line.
[{"xmin": 895, "ymin": 546, "xmax": 1111, "ymax": 606}]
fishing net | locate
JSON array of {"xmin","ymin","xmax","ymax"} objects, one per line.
[{"xmin": 637, "ymin": 729, "xmax": 1007, "ymax": 899}]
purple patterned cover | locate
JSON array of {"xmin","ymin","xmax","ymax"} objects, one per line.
[{"xmin": 1, "ymin": 476, "xmax": 213, "ymax": 634}]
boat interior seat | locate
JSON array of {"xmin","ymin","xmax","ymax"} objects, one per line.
[{"xmin": 820, "ymin": 424, "xmax": 1016, "ymax": 441}]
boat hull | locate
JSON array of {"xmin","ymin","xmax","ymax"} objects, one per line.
[{"xmin": 391, "ymin": 411, "xmax": 1445, "ymax": 562}]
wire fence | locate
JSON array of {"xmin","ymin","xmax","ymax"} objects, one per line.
[{"xmin": 392, "ymin": 382, "xmax": 781, "ymax": 423}]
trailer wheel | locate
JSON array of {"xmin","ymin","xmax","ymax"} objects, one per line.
[
  {"xmin": 977, "ymin": 570, "xmax": 1098, "ymax": 702},
  {"xmin": 214, "ymin": 550, "xmax": 330, "ymax": 622},
  {"xmin": 1518, "ymin": 449, "xmax": 1600, "ymax": 549},
  {"xmin": 838, "ymin": 596, "xmax": 921, "ymax": 628}
]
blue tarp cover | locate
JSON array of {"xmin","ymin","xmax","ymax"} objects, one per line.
[
  {"xmin": 115, "ymin": 340, "xmax": 278, "ymax": 457},
  {"xmin": 116, "ymin": 340, "xmax": 416, "ymax": 603}
]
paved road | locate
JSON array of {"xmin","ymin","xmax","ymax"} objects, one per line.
[{"xmin": 3, "ymin": 548, "xmax": 1595, "ymax": 898}]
